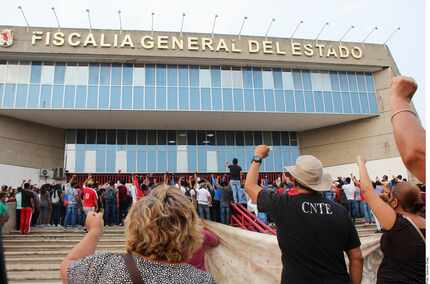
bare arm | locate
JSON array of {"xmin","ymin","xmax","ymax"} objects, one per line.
[
  {"xmin": 391, "ymin": 76, "xmax": 425, "ymax": 182},
  {"xmin": 60, "ymin": 213, "xmax": 103, "ymax": 283},
  {"xmin": 347, "ymin": 247, "xmax": 363, "ymax": 284},
  {"xmin": 244, "ymin": 145, "xmax": 270, "ymax": 204},
  {"xmin": 357, "ymin": 156, "xmax": 396, "ymax": 230}
]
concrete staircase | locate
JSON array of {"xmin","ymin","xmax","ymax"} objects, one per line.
[{"xmin": 4, "ymin": 222, "xmax": 379, "ymax": 283}]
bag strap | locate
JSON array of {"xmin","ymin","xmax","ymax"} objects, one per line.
[
  {"xmin": 122, "ymin": 254, "xmax": 144, "ymax": 284},
  {"xmin": 403, "ymin": 215, "xmax": 426, "ymax": 242}
]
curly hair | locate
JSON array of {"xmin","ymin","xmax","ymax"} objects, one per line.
[{"xmin": 125, "ymin": 185, "xmax": 203, "ymax": 263}]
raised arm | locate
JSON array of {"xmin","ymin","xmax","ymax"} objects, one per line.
[
  {"xmin": 244, "ymin": 145, "xmax": 270, "ymax": 203},
  {"xmin": 357, "ymin": 156, "xmax": 396, "ymax": 230},
  {"xmin": 390, "ymin": 76, "xmax": 425, "ymax": 182}
]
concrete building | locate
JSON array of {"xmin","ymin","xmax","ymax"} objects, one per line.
[{"xmin": 0, "ymin": 26, "xmax": 410, "ymax": 186}]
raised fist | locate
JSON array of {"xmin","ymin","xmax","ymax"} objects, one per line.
[
  {"xmin": 255, "ymin": 145, "xmax": 270, "ymax": 159},
  {"xmin": 391, "ymin": 76, "xmax": 417, "ymax": 102}
]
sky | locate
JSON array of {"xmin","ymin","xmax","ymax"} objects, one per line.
[{"xmin": 1, "ymin": 0, "xmax": 426, "ymax": 122}]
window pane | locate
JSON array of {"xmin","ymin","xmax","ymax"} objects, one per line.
[
  {"xmin": 87, "ymin": 86, "xmax": 98, "ymax": 108},
  {"xmin": 127, "ymin": 130, "xmax": 137, "ymax": 145},
  {"xmin": 178, "ymin": 87, "xmax": 189, "ymax": 110},
  {"xmin": 273, "ymin": 69, "xmax": 283, "ymax": 89},
  {"xmin": 302, "ymin": 70, "xmax": 312, "ymax": 90},
  {"xmin": 292, "ymin": 70, "xmax": 303, "ymax": 90},
  {"xmin": 145, "ymin": 86, "xmax": 155, "ymax": 109},
  {"xmin": 199, "ymin": 67, "xmax": 211, "ymax": 87},
  {"xmin": 262, "ymin": 70, "xmax": 274, "ymax": 89},
  {"xmin": 40, "ymin": 85, "xmax": 52, "ymax": 108},
  {"xmin": 233, "ymin": 89, "xmax": 243, "ymax": 111},
  {"xmin": 342, "ymin": 92, "xmax": 352, "ymax": 113},
  {"xmin": 356, "ymin": 73, "xmax": 366, "ymax": 92},
  {"xmin": 156, "ymin": 87, "xmax": 166, "ymax": 110},
  {"xmin": 282, "ymin": 70, "xmax": 294, "ymax": 90},
  {"xmin": 189, "ymin": 66, "xmax": 199, "ymax": 87},
  {"xmin": 88, "ymin": 64, "xmax": 99, "ymax": 85},
  {"xmin": 133, "ymin": 65, "xmax": 145, "ymax": 86},
  {"xmin": 77, "ymin": 130, "xmax": 86, "ymax": 144},
  {"xmin": 167, "ymin": 65, "xmax": 177, "ymax": 86},
  {"xmin": 330, "ymin": 71, "xmax": 340, "ymax": 91},
  {"xmin": 190, "ymin": 87, "xmax": 200, "ymax": 110},
  {"xmin": 368, "ymin": 92, "xmax": 378, "ymax": 113},
  {"xmin": 225, "ymin": 131, "xmax": 235, "ymax": 145},
  {"xmin": 137, "ymin": 130, "xmax": 147, "ymax": 145},
  {"xmin": 111, "ymin": 86, "xmax": 121, "ymax": 109},
  {"xmin": 167, "ymin": 86, "xmax": 177, "ymax": 110},
  {"xmin": 339, "ymin": 72, "xmax": 349, "ymax": 91},
  {"xmin": 15, "ymin": 84, "xmax": 28, "ymax": 108},
  {"xmin": 99, "ymin": 86, "xmax": 110, "ymax": 109},
  {"xmin": 359, "ymin": 93, "xmax": 369, "ymax": 113},
  {"xmin": 210, "ymin": 66, "xmax": 221, "ymax": 87},
  {"xmin": 7, "ymin": 63, "xmax": 31, "ymax": 84},
  {"xmin": 107, "ymin": 130, "xmax": 116, "ymax": 144},
  {"xmin": 216, "ymin": 131, "xmax": 225, "ymax": 145},
  {"xmin": 156, "ymin": 64, "xmax": 166, "ymax": 86},
  {"xmin": 235, "ymin": 131, "xmax": 244, "ymax": 146},
  {"xmin": 244, "ymin": 132, "xmax": 253, "ymax": 145},
  {"xmin": 201, "ymin": 88, "xmax": 211, "ymax": 111},
  {"xmin": 187, "ymin": 131, "xmax": 197, "ymax": 145},
  {"xmin": 65, "ymin": 65, "xmax": 89, "ymax": 85},
  {"xmin": 252, "ymin": 68, "xmax": 263, "ymax": 88},
  {"xmin": 117, "ymin": 130, "xmax": 127, "ymax": 144},
  {"xmin": 178, "ymin": 65, "xmax": 188, "ymax": 86},
  {"xmin": 311, "ymin": 71, "xmax": 324, "ymax": 91},
  {"xmin": 111, "ymin": 64, "xmax": 122, "ymax": 85},
  {"xmin": 100, "ymin": 64, "xmax": 111, "ymax": 85},
  {"xmin": 75, "ymin": 86, "xmax": 86, "ymax": 108},
  {"xmin": 244, "ymin": 89, "xmax": 254, "ymax": 111},
  {"xmin": 87, "ymin": 130, "xmax": 96, "ymax": 144},
  {"xmin": 212, "ymin": 88, "xmax": 222, "ymax": 111},
  {"xmin": 145, "ymin": 64, "xmax": 155, "ymax": 86},
  {"xmin": 351, "ymin": 92, "xmax": 361, "ymax": 113},
  {"xmin": 332, "ymin": 92, "xmax": 343, "ymax": 113},
  {"xmin": 123, "ymin": 64, "xmax": 133, "ymax": 85},
  {"xmin": 222, "ymin": 88, "xmax": 233, "ymax": 111},
  {"xmin": 285, "ymin": 90, "xmax": 295, "ymax": 112},
  {"xmin": 51, "ymin": 85, "xmax": 63, "ymax": 108},
  {"xmin": 54, "ymin": 63, "xmax": 65, "ymax": 84},
  {"xmin": 0, "ymin": 64, "xmax": 6, "ymax": 84},
  {"xmin": 323, "ymin": 91, "xmax": 333, "ymax": 113},
  {"xmin": 254, "ymin": 131, "xmax": 262, "ymax": 145},
  {"xmin": 347, "ymin": 72, "xmax": 358, "ymax": 92},
  {"xmin": 242, "ymin": 67, "xmax": 253, "ymax": 88},
  {"xmin": 304, "ymin": 91, "xmax": 314, "ymax": 112},
  {"xmin": 254, "ymin": 89, "xmax": 264, "ymax": 111},
  {"xmin": 64, "ymin": 85, "xmax": 75, "ymax": 108},
  {"xmin": 97, "ymin": 130, "xmax": 106, "ymax": 144},
  {"xmin": 232, "ymin": 68, "xmax": 243, "ymax": 88},
  {"xmin": 264, "ymin": 90, "xmax": 275, "ymax": 112},
  {"xmin": 3, "ymin": 84, "xmax": 15, "ymax": 107},
  {"xmin": 314, "ymin": 91, "xmax": 324, "ymax": 112},
  {"xmin": 294, "ymin": 90, "xmax": 305, "ymax": 112},
  {"xmin": 41, "ymin": 64, "xmax": 55, "ymax": 84},
  {"xmin": 365, "ymin": 73, "xmax": 375, "ymax": 92},
  {"xmin": 272, "ymin": 132, "xmax": 281, "ymax": 145},
  {"xmin": 221, "ymin": 68, "xmax": 232, "ymax": 88},
  {"xmin": 30, "ymin": 62, "xmax": 42, "ymax": 84},
  {"xmin": 122, "ymin": 86, "xmax": 133, "ymax": 109},
  {"xmin": 274, "ymin": 90, "xmax": 285, "ymax": 112}
]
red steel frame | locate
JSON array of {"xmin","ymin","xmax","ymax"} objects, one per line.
[{"xmin": 230, "ymin": 203, "xmax": 276, "ymax": 235}]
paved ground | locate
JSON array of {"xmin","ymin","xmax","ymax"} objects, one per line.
[{"xmin": 4, "ymin": 222, "xmax": 379, "ymax": 283}]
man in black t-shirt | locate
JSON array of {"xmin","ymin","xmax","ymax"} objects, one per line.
[
  {"xmin": 20, "ymin": 183, "xmax": 34, "ymax": 234},
  {"xmin": 226, "ymin": 158, "xmax": 243, "ymax": 203},
  {"xmin": 245, "ymin": 145, "xmax": 363, "ymax": 284}
]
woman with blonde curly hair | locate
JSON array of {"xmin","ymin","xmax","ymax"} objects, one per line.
[{"xmin": 60, "ymin": 186, "xmax": 216, "ymax": 284}]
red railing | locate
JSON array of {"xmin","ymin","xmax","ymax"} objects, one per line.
[{"xmin": 230, "ymin": 203, "xmax": 276, "ymax": 235}]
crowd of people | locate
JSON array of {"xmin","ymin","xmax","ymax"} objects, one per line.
[{"xmin": 0, "ymin": 76, "xmax": 426, "ymax": 284}]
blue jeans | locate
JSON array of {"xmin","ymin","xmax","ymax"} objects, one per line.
[
  {"xmin": 198, "ymin": 204, "xmax": 211, "ymax": 220},
  {"xmin": 64, "ymin": 205, "xmax": 76, "ymax": 227},
  {"xmin": 104, "ymin": 200, "xmax": 115, "ymax": 226},
  {"xmin": 257, "ymin": 212, "xmax": 268, "ymax": 224},
  {"xmin": 360, "ymin": 202, "xmax": 372, "ymax": 223},
  {"xmin": 230, "ymin": 180, "xmax": 244, "ymax": 203},
  {"xmin": 220, "ymin": 202, "xmax": 231, "ymax": 225},
  {"xmin": 353, "ymin": 200, "xmax": 362, "ymax": 218},
  {"xmin": 324, "ymin": 191, "xmax": 335, "ymax": 201}
]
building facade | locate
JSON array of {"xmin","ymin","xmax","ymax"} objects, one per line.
[{"xmin": 0, "ymin": 26, "xmax": 409, "ymax": 185}]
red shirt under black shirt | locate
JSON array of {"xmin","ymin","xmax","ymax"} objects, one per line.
[{"xmin": 257, "ymin": 190, "xmax": 360, "ymax": 284}]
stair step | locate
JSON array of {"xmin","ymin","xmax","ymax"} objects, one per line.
[
  {"xmin": 7, "ymin": 270, "xmax": 60, "ymax": 281},
  {"xmin": 7, "ymin": 263, "xmax": 59, "ymax": 272},
  {"xmin": 5, "ymin": 249, "xmax": 124, "ymax": 258},
  {"xmin": 4, "ymin": 244, "xmax": 124, "ymax": 252}
]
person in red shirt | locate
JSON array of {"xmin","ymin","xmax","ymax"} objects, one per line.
[
  {"xmin": 186, "ymin": 228, "xmax": 219, "ymax": 271},
  {"xmin": 82, "ymin": 180, "xmax": 98, "ymax": 217}
]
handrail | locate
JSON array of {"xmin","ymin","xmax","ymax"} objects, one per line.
[{"xmin": 230, "ymin": 203, "xmax": 276, "ymax": 235}]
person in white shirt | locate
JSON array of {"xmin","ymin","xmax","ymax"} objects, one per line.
[
  {"xmin": 342, "ymin": 177, "xmax": 356, "ymax": 222},
  {"xmin": 196, "ymin": 183, "xmax": 212, "ymax": 220}
]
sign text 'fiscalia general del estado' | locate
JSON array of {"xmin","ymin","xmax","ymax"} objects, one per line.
[{"xmin": 31, "ymin": 31, "xmax": 364, "ymax": 59}]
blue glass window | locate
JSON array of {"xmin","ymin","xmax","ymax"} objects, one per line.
[
  {"xmin": 123, "ymin": 64, "xmax": 133, "ymax": 85},
  {"xmin": 329, "ymin": 71, "xmax": 340, "ymax": 91},
  {"xmin": 189, "ymin": 66, "xmax": 199, "ymax": 87},
  {"xmin": 233, "ymin": 89, "xmax": 243, "ymax": 111},
  {"xmin": 30, "ymin": 62, "xmax": 42, "ymax": 84},
  {"xmin": 368, "ymin": 93, "xmax": 378, "ymax": 113},
  {"xmin": 323, "ymin": 91, "xmax": 333, "ymax": 113},
  {"xmin": 302, "ymin": 70, "xmax": 312, "ymax": 91},
  {"xmin": 54, "ymin": 63, "xmax": 65, "ymax": 84},
  {"xmin": 190, "ymin": 88, "xmax": 200, "ymax": 110},
  {"xmin": 332, "ymin": 92, "xmax": 343, "ymax": 113},
  {"xmin": 178, "ymin": 87, "xmax": 189, "ymax": 110},
  {"xmin": 292, "ymin": 70, "xmax": 303, "ymax": 90},
  {"xmin": 197, "ymin": 147, "xmax": 207, "ymax": 172},
  {"xmin": 274, "ymin": 90, "xmax": 285, "ymax": 112},
  {"xmin": 252, "ymin": 68, "xmax": 263, "ymax": 89},
  {"xmin": 167, "ymin": 65, "xmax": 177, "ymax": 86},
  {"xmin": 40, "ymin": 85, "xmax": 52, "ymax": 108},
  {"xmin": 243, "ymin": 89, "xmax": 254, "ymax": 111},
  {"xmin": 64, "ymin": 86, "xmax": 75, "ymax": 108},
  {"xmin": 365, "ymin": 73, "xmax": 375, "ymax": 92},
  {"xmin": 314, "ymin": 91, "xmax": 324, "ymax": 112},
  {"xmin": 285, "ymin": 90, "xmax": 295, "ymax": 112},
  {"xmin": 147, "ymin": 150, "xmax": 156, "ymax": 172},
  {"xmin": 52, "ymin": 85, "xmax": 64, "ymax": 108},
  {"xmin": 75, "ymin": 86, "xmax": 87, "ymax": 108},
  {"xmin": 201, "ymin": 88, "xmax": 211, "ymax": 111},
  {"xmin": 273, "ymin": 69, "xmax": 283, "ymax": 90},
  {"xmin": 342, "ymin": 92, "xmax": 352, "ymax": 113},
  {"xmin": 254, "ymin": 89, "xmax": 264, "ymax": 111},
  {"xmin": 347, "ymin": 73, "xmax": 358, "ymax": 92},
  {"xmin": 242, "ymin": 67, "xmax": 253, "ymax": 88},
  {"xmin": 294, "ymin": 91, "xmax": 305, "ymax": 112},
  {"xmin": 222, "ymin": 88, "xmax": 233, "ymax": 111},
  {"xmin": 96, "ymin": 149, "xmax": 106, "ymax": 172},
  {"xmin": 351, "ymin": 92, "xmax": 361, "ymax": 113},
  {"xmin": 122, "ymin": 86, "xmax": 133, "ymax": 109},
  {"xmin": 99, "ymin": 86, "xmax": 110, "ymax": 109},
  {"xmin": 100, "ymin": 64, "xmax": 111, "ymax": 85},
  {"xmin": 15, "ymin": 84, "xmax": 28, "ymax": 108},
  {"xmin": 359, "ymin": 93, "xmax": 369, "ymax": 113},
  {"xmin": 111, "ymin": 64, "xmax": 122, "ymax": 85},
  {"xmin": 167, "ymin": 149, "xmax": 176, "ymax": 172},
  {"xmin": 156, "ymin": 64, "xmax": 166, "ymax": 86},
  {"xmin": 156, "ymin": 87, "xmax": 166, "ymax": 110},
  {"xmin": 188, "ymin": 146, "xmax": 197, "ymax": 172},
  {"xmin": 356, "ymin": 73, "xmax": 367, "ymax": 92},
  {"xmin": 304, "ymin": 91, "xmax": 314, "ymax": 112},
  {"xmin": 167, "ymin": 86, "xmax": 177, "ymax": 110},
  {"xmin": 137, "ymin": 151, "xmax": 147, "ymax": 172},
  {"xmin": 339, "ymin": 72, "xmax": 349, "ymax": 91},
  {"xmin": 178, "ymin": 65, "xmax": 188, "ymax": 86},
  {"xmin": 105, "ymin": 149, "xmax": 116, "ymax": 173},
  {"xmin": 145, "ymin": 87, "xmax": 155, "ymax": 109},
  {"xmin": 211, "ymin": 88, "xmax": 222, "ymax": 111},
  {"xmin": 3, "ymin": 84, "xmax": 15, "ymax": 107},
  {"xmin": 211, "ymin": 66, "xmax": 221, "ymax": 87},
  {"xmin": 264, "ymin": 90, "xmax": 275, "ymax": 112},
  {"xmin": 110, "ymin": 86, "xmax": 121, "ymax": 109},
  {"xmin": 127, "ymin": 150, "xmax": 137, "ymax": 172},
  {"xmin": 133, "ymin": 86, "xmax": 144, "ymax": 110},
  {"xmin": 87, "ymin": 86, "xmax": 98, "ymax": 108},
  {"xmin": 89, "ymin": 64, "xmax": 99, "ymax": 85},
  {"xmin": 145, "ymin": 64, "xmax": 155, "ymax": 86}
]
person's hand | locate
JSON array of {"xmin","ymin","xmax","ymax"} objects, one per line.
[
  {"xmin": 391, "ymin": 76, "xmax": 417, "ymax": 103},
  {"xmin": 255, "ymin": 145, "xmax": 270, "ymax": 159},
  {"xmin": 356, "ymin": 156, "xmax": 366, "ymax": 166},
  {"xmin": 85, "ymin": 212, "xmax": 103, "ymax": 236}
]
